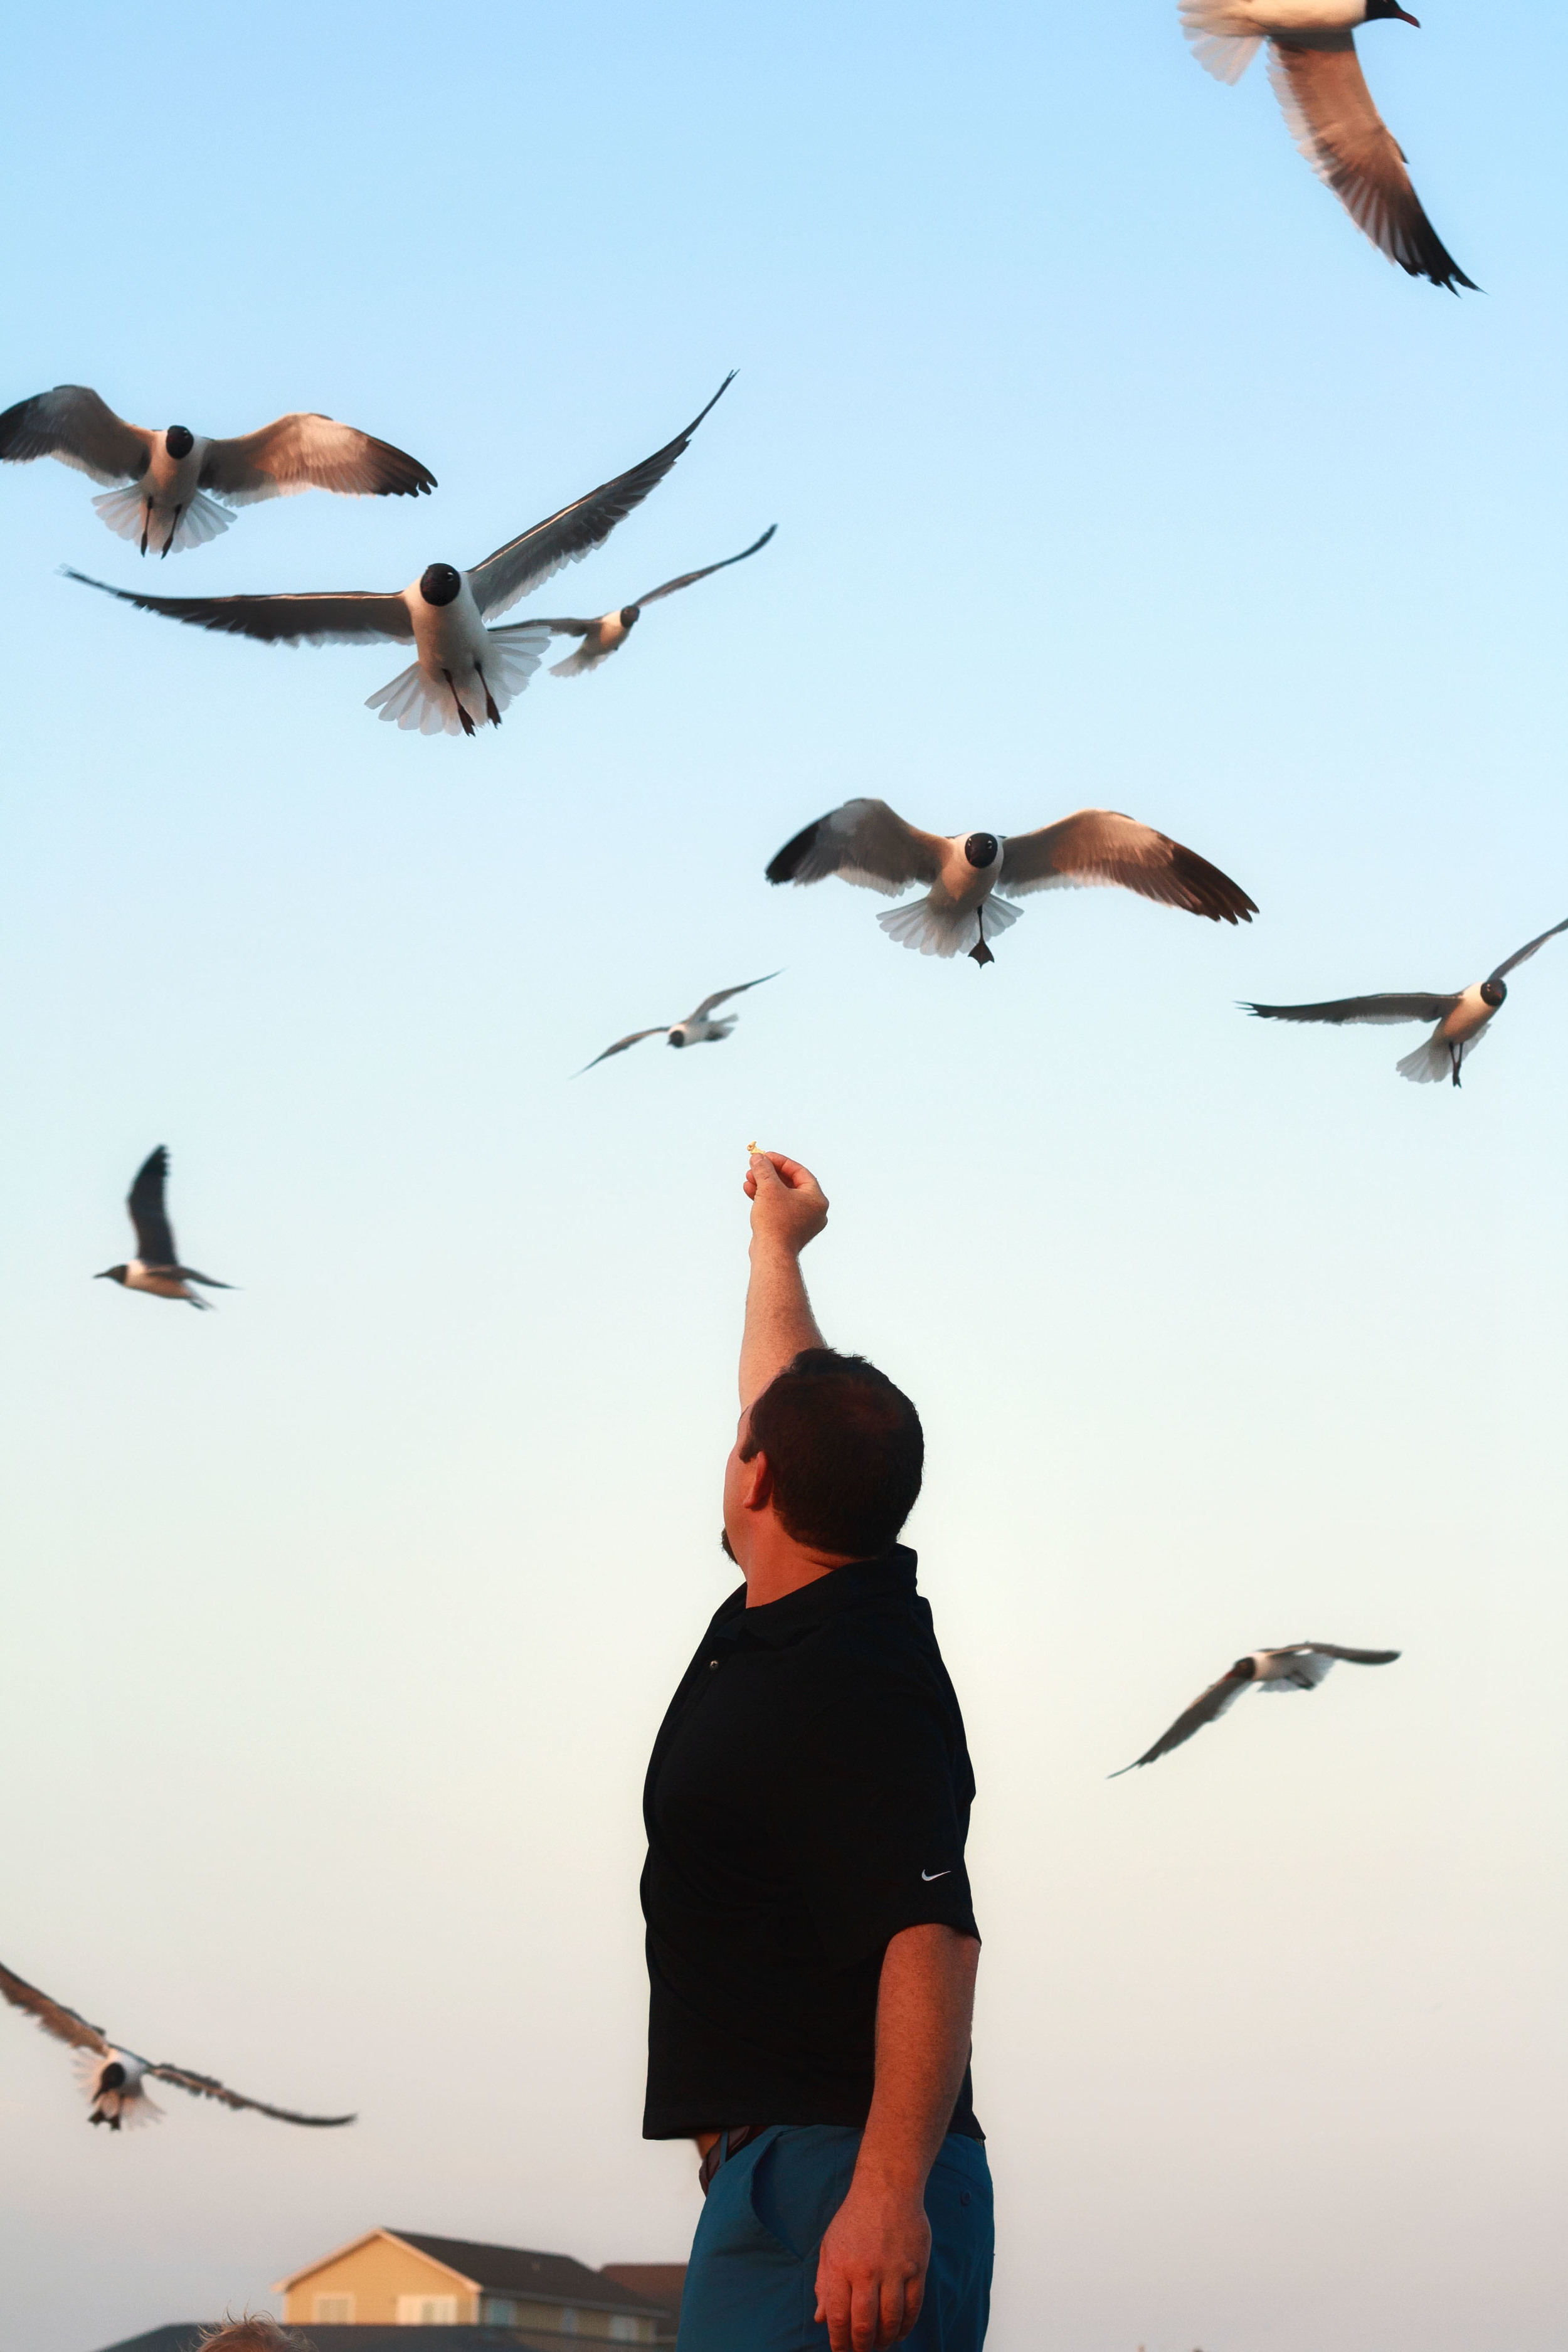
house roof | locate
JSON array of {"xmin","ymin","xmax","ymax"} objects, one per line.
[
  {"xmin": 598, "ymin": 2264, "xmax": 686, "ymax": 2319},
  {"xmin": 273, "ymin": 2230, "xmax": 663, "ymax": 2318},
  {"xmin": 391, "ymin": 2235, "xmax": 664, "ymax": 2315}
]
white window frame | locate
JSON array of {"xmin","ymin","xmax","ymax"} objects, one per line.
[
  {"xmin": 395, "ymin": 2294, "xmax": 459, "ymax": 2324},
  {"xmin": 312, "ymin": 2294, "xmax": 355, "ymax": 2323}
]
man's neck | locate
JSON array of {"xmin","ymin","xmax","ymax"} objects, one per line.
[{"xmin": 742, "ymin": 1527, "xmax": 858, "ymax": 1609}]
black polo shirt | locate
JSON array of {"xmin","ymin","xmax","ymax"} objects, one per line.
[{"xmin": 641, "ymin": 1546, "xmax": 981, "ymax": 2140}]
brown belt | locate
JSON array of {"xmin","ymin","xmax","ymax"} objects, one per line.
[{"xmin": 698, "ymin": 2124, "xmax": 767, "ymax": 2196}]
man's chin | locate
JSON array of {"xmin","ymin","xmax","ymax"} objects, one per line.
[{"xmin": 719, "ymin": 1527, "xmax": 738, "ymax": 1564}]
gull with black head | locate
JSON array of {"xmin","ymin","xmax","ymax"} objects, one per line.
[
  {"xmin": 1113, "ymin": 1643, "xmax": 1401, "ymax": 1774},
  {"xmin": 1179, "ymin": 0, "xmax": 1476, "ymax": 290},
  {"xmin": 0, "ymin": 1957, "xmax": 354, "ymax": 2133},
  {"xmin": 576, "ymin": 973, "xmax": 779, "ymax": 1073},
  {"xmin": 1244, "ymin": 916, "xmax": 1568, "ymax": 1087},
  {"xmin": 0, "ymin": 384, "xmax": 433, "ymax": 556},
  {"xmin": 65, "ymin": 378, "xmax": 736, "ymax": 736},
  {"xmin": 97, "ymin": 1145, "xmax": 232, "ymax": 1308},
  {"xmin": 766, "ymin": 800, "xmax": 1256, "ymax": 965}
]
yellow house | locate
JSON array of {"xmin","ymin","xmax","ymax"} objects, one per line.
[{"xmin": 273, "ymin": 2230, "xmax": 672, "ymax": 2341}]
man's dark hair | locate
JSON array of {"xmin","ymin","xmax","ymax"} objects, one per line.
[{"xmin": 742, "ymin": 1348, "xmax": 923, "ymax": 1559}]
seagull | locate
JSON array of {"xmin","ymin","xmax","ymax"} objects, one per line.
[
  {"xmin": 765, "ymin": 801, "xmax": 1256, "ymax": 966},
  {"xmin": 1113, "ymin": 1643, "xmax": 1401, "ymax": 1773},
  {"xmin": 0, "ymin": 1957, "xmax": 355, "ymax": 2132},
  {"xmin": 540, "ymin": 524, "xmax": 776, "ymax": 676},
  {"xmin": 576, "ymin": 973, "xmax": 779, "ymax": 1072},
  {"xmin": 96, "ymin": 1145, "xmax": 233, "ymax": 1308},
  {"xmin": 1179, "ymin": 2, "xmax": 1476, "ymax": 292},
  {"xmin": 1244, "ymin": 916, "xmax": 1568, "ymax": 1088},
  {"xmin": 65, "ymin": 377, "xmax": 736, "ymax": 737},
  {"xmin": 0, "ymin": 385, "xmax": 434, "ymax": 557}
]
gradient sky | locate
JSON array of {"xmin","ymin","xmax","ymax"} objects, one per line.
[{"xmin": 2, "ymin": 6, "xmax": 1565, "ymax": 2351}]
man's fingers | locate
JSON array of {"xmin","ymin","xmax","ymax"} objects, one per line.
[
  {"xmin": 850, "ymin": 2273, "xmax": 882, "ymax": 2352},
  {"xmin": 896, "ymin": 2270, "xmax": 925, "ymax": 2342}
]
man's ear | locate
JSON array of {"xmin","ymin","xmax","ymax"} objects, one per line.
[{"xmin": 740, "ymin": 1448, "xmax": 775, "ymax": 1514}]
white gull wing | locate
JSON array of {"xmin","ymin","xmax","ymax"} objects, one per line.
[
  {"xmin": 1244, "ymin": 990, "xmax": 1459, "ymax": 1026},
  {"xmin": 468, "ymin": 375, "xmax": 734, "ymax": 622},
  {"xmin": 1110, "ymin": 1661, "xmax": 1256, "ymax": 1774},
  {"xmin": 199, "ymin": 413, "xmax": 435, "ymax": 504},
  {"xmin": 0, "ymin": 384, "xmax": 150, "ymax": 484},
  {"xmin": 65, "ymin": 570, "xmax": 413, "ymax": 647},
  {"xmin": 1000, "ymin": 808, "xmax": 1256, "ymax": 923},
  {"xmin": 0, "ymin": 1959, "xmax": 112, "ymax": 2057},
  {"xmin": 686, "ymin": 972, "xmax": 780, "ymax": 1024},
  {"xmin": 144, "ymin": 2061, "xmax": 355, "ymax": 2127},
  {"xmin": 1256, "ymin": 1641, "xmax": 1401, "ymax": 1691},
  {"xmin": 1488, "ymin": 916, "xmax": 1568, "ymax": 987},
  {"xmin": 1267, "ymin": 35, "xmax": 1476, "ymax": 291},
  {"xmin": 766, "ymin": 799, "xmax": 948, "ymax": 898}
]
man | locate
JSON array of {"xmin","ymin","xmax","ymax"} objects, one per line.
[{"xmin": 642, "ymin": 1150, "xmax": 991, "ymax": 2352}]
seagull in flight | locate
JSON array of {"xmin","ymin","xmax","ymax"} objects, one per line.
[
  {"xmin": 576, "ymin": 973, "xmax": 779, "ymax": 1072},
  {"xmin": 0, "ymin": 1957, "xmax": 356, "ymax": 2132},
  {"xmin": 1179, "ymin": 1, "xmax": 1476, "ymax": 292},
  {"xmin": 541, "ymin": 525, "xmax": 775, "ymax": 676},
  {"xmin": 1244, "ymin": 916, "xmax": 1568, "ymax": 1087},
  {"xmin": 765, "ymin": 801, "xmax": 1256, "ymax": 966},
  {"xmin": 0, "ymin": 384, "xmax": 434, "ymax": 557},
  {"xmin": 65, "ymin": 378, "xmax": 736, "ymax": 736},
  {"xmin": 97, "ymin": 1145, "xmax": 233, "ymax": 1308},
  {"xmin": 1113, "ymin": 1643, "xmax": 1401, "ymax": 1773}
]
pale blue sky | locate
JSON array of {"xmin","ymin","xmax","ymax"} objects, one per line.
[{"xmin": 1, "ymin": 5, "xmax": 1565, "ymax": 2350}]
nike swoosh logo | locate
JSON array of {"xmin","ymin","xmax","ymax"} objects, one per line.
[{"xmin": 921, "ymin": 1868, "xmax": 951, "ymax": 1882}]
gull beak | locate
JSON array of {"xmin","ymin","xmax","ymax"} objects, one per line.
[{"xmin": 1392, "ymin": 5, "xmax": 1421, "ymax": 21}]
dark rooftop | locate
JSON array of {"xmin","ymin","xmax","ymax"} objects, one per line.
[
  {"xmin": 387, "ymin": 2234, "xmax": 663, "ymax": 2314},
  {"xmin": 94, "ymin": 2329, "xmax": 634, "ymax": 2352}
]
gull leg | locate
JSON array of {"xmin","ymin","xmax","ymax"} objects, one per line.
[
  {"xmin": 477, "ymin": 664, "xmax": 502, "ymax": 726},
  {"xmin": 161, "ymin": 506, "xmax": 184, "ymax": 558},
  {"xmin": 1451, "ymin": 1044, "xmax": 1463, "ymax": 1089},
  {"xmin": 968, "ymin": 905, "xmax": 995, "ymax": 969},
  {"xmin": 139, "ymin": 504, "xmax": 151, "ymax": 557},
  {"xmin": 443, "ymin": 667, "xmax": 477, "ymax": 738}
]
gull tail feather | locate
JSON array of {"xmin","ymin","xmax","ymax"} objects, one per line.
[
  {"xmin": 1177, "ymin": 2, "xmax": 1261, "ymax": 82},
  {"xmin": 877, "ymin": 893, "xmax": 1024, "ymax": 960},
  {"xmin": 1397, "ymin": 1027, "xmax": 1485, "ymax": 1088},
  {"xmin": 91, "ymin": 487, "xmax": 234, "ymax": 553},
  {"xmin": 366, "ymin": 662, "xmax": 467, "ymax": 736},
  {"xmin": 550, "ymin": 642, "xmax": 614, "ymax": 679},
  {"xmin": 484, "ymin": 621, "xmax": 551, "ymax": 707}
]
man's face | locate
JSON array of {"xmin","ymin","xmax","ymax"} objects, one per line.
[{"xmin": 721, "ymin": 1406, "xmax": 754, "ymax": 1569}]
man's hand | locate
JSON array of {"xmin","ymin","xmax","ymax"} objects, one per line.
[
  {"xmin": 744, "ymin": 1150, "xmax": 829, "ymax": 1257},
  {"xmin": 813, "ymin": 2167, "xmax": 931, "ymax": 2351}
]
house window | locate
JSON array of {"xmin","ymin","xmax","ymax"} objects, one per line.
[
  {"xmin": 481, "ymin": 2301, "xmax": 517, "ymax": 2325},
  {"xmin": 313, "ymin": 2296, "xmax": 354, "ymax": 2323},
  {"xmin": 608, "ymin": 2321, "xmax": 642, "ymax": 2343},
  {"xmin": 395, "ymin": 2295, "xmax": 458, "ymax": 2324}
]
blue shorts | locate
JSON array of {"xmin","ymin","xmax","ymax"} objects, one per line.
[{"xmin": 676, "ymin": 2125, "xmax": 993, "ymax": 2351}]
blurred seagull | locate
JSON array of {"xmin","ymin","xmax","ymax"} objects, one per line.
[
  {"xmin": 97, "ymin": 1145, "xmax": 233, "ymax": 1308},
  {"xmin": 65, "ymin": 378, "xmax": 735, "ymax": 736},
  {"xmin": 1244, "ymin": 916, "xmax": 1568, "ymax": 1087},
  {"xmin": 541, "ymin": 524, "xmax": 776, "ymax": 676},
  {"xmin": 576, "ymin": 973, "xmax": 779, "ymax": 1072},
  {"xmin": 0, "ymin": 384, "xmax": 434, "ymax": 556},
  {"xmin": 765, "ymin": 801, "xmax": 1256, "ymax": 966},
  {"xmin": 0, "ymin": 1957, "xmax": 355, "ymax": 2132},
  {"xmin": 1179, "ymin": 1, "xmax": 1476, "ymax": 292},
  {"xmin": 1113, "ymin": 1643, "xmax": 1401, "ymax": 1774}
]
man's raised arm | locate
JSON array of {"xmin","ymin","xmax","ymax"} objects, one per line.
[{"xmin": 739, "ymin": 1150, "xmax": 830, "ymax": 1407}]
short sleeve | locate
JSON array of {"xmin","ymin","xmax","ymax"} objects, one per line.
[{"xmin": 771, "ymin": 1690, "xmax": 979, "ymax": 1969}]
